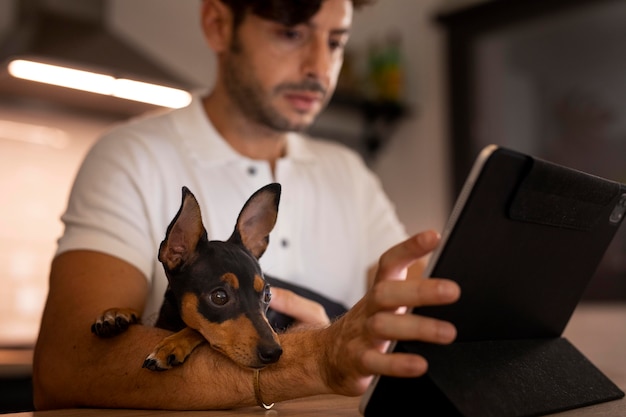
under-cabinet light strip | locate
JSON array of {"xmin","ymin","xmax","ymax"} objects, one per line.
[{"xmin": 7, "ymin": 59, "xmax": 192, "ymax": 109}]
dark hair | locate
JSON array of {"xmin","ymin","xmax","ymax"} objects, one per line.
[{"xmin": 220, "ymin": 0, "xmax": 374, "ymax": 28}]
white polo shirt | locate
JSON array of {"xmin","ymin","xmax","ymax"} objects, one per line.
[{"xmin": 57, "ymin": 95, "xmax": 408, "ymax": 321}]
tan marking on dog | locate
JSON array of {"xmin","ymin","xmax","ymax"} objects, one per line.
[
  {"xmin": 181, "ymin": 293, "xmax": 203, "ymax": 330},
  {"xmin": 180, "ymin": 293, "xmax": 280, "ymax": 368},
  {"xmin": 221, "ymin": 272, "xmax": 239, "ymax": 289},
  {"xmin": 254, "ymin": 275, "xmax": 265, "ymax": 292}
]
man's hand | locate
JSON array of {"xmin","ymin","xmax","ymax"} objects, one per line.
[
  {"xmin": 320, "ymin": 230, "xmax": 461, "ymax": 395},
  {"xmin": 269, "ymin": 287, "xmax": 330, "ymax": 328}
]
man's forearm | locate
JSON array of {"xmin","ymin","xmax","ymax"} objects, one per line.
[{"xmin": 33, "ymin": 323, "xmax": 331, "ymax": 410}]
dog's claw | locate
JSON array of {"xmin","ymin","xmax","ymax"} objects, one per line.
[
  {"xmin": 91, "ymin": 308, "xmax": 140, "ymax": 338},
  {"xmin": 167, "ymin": 353, "xmax": 184, "ymax": 367},
  {"xmin": 115, "ymin": 316, "xmax": 129, "ymax": 332},
  {"xmin": 142, "ymin": 353, "xmax": 183, "ymax": 371},
  {"xmin": 142, "ymin": 358, "xmax": 166, "ymax": 372}
]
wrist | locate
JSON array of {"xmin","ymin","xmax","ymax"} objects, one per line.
[
  {"xmin": 261, "ymin": 328, "xmax": 333, "ymax": 402},
  {"xmin": 253, "ymin": 369, "xmax": 274, "ymax": 409}
]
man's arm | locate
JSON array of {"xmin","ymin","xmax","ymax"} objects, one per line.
[
  {"xmin": 33, "ymin": 231, "xmax": 459, "ymax": 410},
  {"xmin": 34, "ymin": 250, "xmax": 341, "ymax": 410}
]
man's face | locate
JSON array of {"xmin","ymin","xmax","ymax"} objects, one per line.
[{"xmin": 221, "ymin": 0, "xmax": 353, "ymax": 132}]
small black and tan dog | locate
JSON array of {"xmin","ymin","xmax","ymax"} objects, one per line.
[{"xmin": 91, "ymin": 183, "xmax": 285, "ymax": 371}]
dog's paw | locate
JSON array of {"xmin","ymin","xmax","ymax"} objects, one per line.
[
  {"xmin": 142, "ymin": 344, "xmax": 187, "ymax": 371},
  {"xmin": 91, "ymin": 308, "xmax": 140, "ymax": 338},
  {"xmin": 142, "ymin": 328, "xmax": 206, "ymax": 371}
]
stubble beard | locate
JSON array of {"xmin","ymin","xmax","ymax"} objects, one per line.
[{"xmin": 222, "ymin": 37, "xmax": 329, "ymax": 133}]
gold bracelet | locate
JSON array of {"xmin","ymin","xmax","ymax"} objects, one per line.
[{"xmin": 253, "ymin": 369, "xmax": 274, "ymax": 409}]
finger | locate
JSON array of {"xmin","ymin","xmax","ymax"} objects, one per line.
[
  {"xmin": 269, "ymin": 287, "xmax": 330, "ymax": 326},
  {"xmin": 405, "ymin": 259, "xmax": 427, "ymax": 281},
  {"xmin": 370, "ymin": 278, "xmax": 461, "ymax": 312},
  {"xmin": 375, "ymin": 231, "xmax": 441, "ymax": 284},
  {"xmin": 361, "ymin": 349, "xmax": 429, "ymax": 378},
  {"xmin": 368, "ymin": 311, "xmax": 457, "ymax": 344}
]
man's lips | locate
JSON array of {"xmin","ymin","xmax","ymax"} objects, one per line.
[{"xmin": 284, "ymin": 92, "xmax": 324, "ymax": 113}]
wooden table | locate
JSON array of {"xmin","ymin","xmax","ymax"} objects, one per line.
[
  {"xmin": 4, "ymin": 302, "xmax": 625, "ymax": 417},
  {"xmin": 7, "ymin": 395, "xmax": 361, "ymax": 417}
]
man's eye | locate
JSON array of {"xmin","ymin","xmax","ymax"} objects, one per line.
[
  {"xmin": 209, "ymin": 289, "xmax": 229, "ymax": 306},
  {"xmin": 329, "ymin": 39, "xmax": 346, "ymax": 51},
  {"xmin": 281, "ymin": 28, "xmax": 303, "ymax": 41}
]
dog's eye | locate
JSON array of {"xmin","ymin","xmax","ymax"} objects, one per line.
[
  {"xmin": 263, "ymin": 285, "xmax": 272, "ymax": 304},
  {"xmin": 209, "ymin": 289, "xmax": 229, "ymax": 306}
]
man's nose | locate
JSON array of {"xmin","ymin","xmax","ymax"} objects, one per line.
[{"xmin": 302, "ymin": 36, "xmax": 332, "ymax": 82}]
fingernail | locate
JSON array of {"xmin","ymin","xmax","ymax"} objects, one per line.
[
  {"xmin": 438, "ymin": 281, "xmax": 460, "ymax": 300},
  {"xmin": 438, "ymin": 323, "xmax": 457, "ymax": 342},
  {"xmin": 417, "ymin": 230, "xmax": 439, "ymax": 248}
]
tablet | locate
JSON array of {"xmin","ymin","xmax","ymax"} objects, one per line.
[{"xmin": 359, "ymin": 144, "xmax": 626, "ymax": 416}]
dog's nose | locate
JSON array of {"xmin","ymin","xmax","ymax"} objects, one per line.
[{"xmin": 257, "ymin": 344, "xmax": 283, "ymax": 365}]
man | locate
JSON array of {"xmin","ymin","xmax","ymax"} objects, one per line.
[{"xmin": 33, "ymin": 0, "xmax": 460, "ymax": 409}]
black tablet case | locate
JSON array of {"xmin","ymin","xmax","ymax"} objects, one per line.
[{"xmin": 362, "ymin": 147, "xmax": 626, "ymax": 417}]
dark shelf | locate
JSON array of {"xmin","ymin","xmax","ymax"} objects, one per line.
[
  {"xmin": 319, "ymin": 91, "xmax": 409, "ymax": 158},
  {"xmin": 330, "ymin": 92, "xmax": 407, "ymax": 122}
]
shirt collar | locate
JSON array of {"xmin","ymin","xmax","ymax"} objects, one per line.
[{"xmin": 173, "ymin": 92, "xmax": 318, "ymax": 166}]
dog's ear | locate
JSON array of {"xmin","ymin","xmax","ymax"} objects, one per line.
[
  {"xmin": 159, "ymin": 187, "xmax": 206, "ymax": 271},
  {"xmin": 229, "ymin": 183, "xmax": 281, "ymax": 259}
]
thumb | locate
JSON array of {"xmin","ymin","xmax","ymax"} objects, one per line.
[
  {"xmin": 374, "ymin": 230, "xmax": 440, "ymax": 284},
  {"xmin": 269, "ymin": 287, "xmax": 330, "ymax": 326}
]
